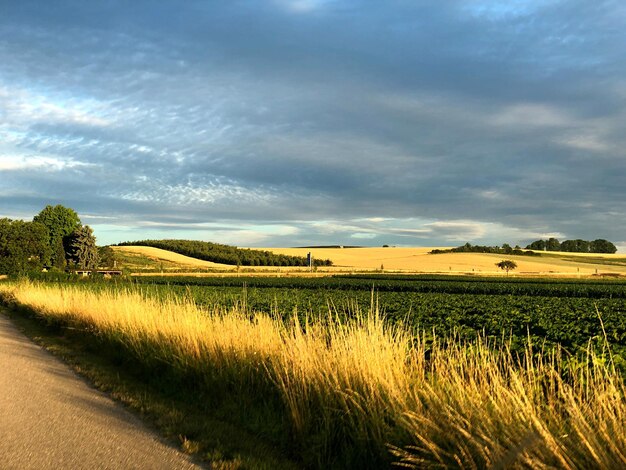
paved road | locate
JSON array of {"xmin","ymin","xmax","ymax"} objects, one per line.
[{"xmin": 0, "ymin": 313, "xmax": 202, "ymax": 470}]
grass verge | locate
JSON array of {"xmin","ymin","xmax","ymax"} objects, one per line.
[{"xmin": 0, "ymin": 304, "xmax": 298, "ymax": 470}]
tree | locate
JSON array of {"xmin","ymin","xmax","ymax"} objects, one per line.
[
  {"xmin": 526, "ymin": 240, "xmax": 546, "ymax": 251},
  {"xmin": 496, "ymin": 260, "xmax": 517, "ymax": 275},
  {"xmin": 66, "ymin": 225, "xmax": 99, "ymax": 270},
  {"xmin": 0, "ymin": 219, "xmax": 50, "ymax": 275},
  {"xmin": 51, "ymin": 237, "xmax": 67, "ymax": 270},
  {"xmin": 98, "ymin": 246, "xmax": 117, "ymax": 268},
  {"xmin": 560, "ymin": 239, "xmax": 590, "ymax": 253},
  {"xmin": 546, "ymin": 238, "xmax": 561, "ymax": 251},
  {"xmin": 589, "ymin": 239, "xmax": 617, "ymax": 254},
  {"xmin": 33, "ymin": 205, "xmax": 81, "ymax": 267}
]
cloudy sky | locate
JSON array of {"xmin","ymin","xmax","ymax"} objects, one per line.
[{"xmin": 1, "ymin": 1, "xmax": 625, "ymax": 248}]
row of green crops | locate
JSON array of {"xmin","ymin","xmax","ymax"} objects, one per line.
[{"xmin": 133, "ymin": 273, "xmax": 626, "ymax": 298}]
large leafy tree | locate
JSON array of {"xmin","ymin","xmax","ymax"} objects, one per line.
[
  {"xmin": 526, "ymin": 240, "xmax": 546, "ymax": 251},
  {"xmin": 33, "ymin": 204, "xmax": 81, "ymax": 267},
  {"xmin": 98, "ymin": 246, "xmax": 118, "ymax": 269},
  {"xmin": 589, "ymin": 239, "xmax": 617, "ymax": 254},
  {"xmin": 0, "ymin": 219, "xmax": 50, "ymax": 275},
  {"xmin": 66, "ymin": 225, "xmax": 99, "ymax": 270},
  {"xmin": 546, "ymin": 238, "xmax": 561, "ymax": 251},
  {"xmin": 560, "ymin": 239, "xmax": 590, "ymax": 253}
]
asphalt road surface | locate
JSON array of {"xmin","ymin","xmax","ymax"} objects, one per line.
[{"xmin": 0, "ymin": 312, "xmax": 202, "ymax": 469}]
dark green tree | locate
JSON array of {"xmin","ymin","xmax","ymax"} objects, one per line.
[
  {"xmin": 560, "ymin": 239, "xmax": 590, "ymax": 253},
  {"xmin": 52, "ymin": 237, "xmax": 67, "ymax": 270},
  {"xmin": 546, "ymin": 238, "xmax": 561, "ymax": 251},
  {"xmin": 98, "ymin": 246, "xmax": 118, "ymax": 268},
  {"xmin": 589, "ymin": 239, "xmax": 617, "ymax": 254},
  {"xmin": 0, "ymin": 219, "xmax": 50, "ymax": 275},
  {"xmin": 33, "ymin": 205, "xmax": 81, "ymax": 266},
  {"xmin": 526, "ymin": 240, "xmax": 546, "ymax": 251},
  {"xmin": 66, "ymin": 225, "xmax": 99, "ymax": 270}
]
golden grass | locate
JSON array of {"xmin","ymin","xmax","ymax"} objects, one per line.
[{"xmin": 2, "ymin": 281, "xmax": 625, "ymax": 468}]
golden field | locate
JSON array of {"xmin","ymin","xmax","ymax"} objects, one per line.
[
  {"xmin": 111, "ymin": 245, "xmax": 626, "ymax": 276},
  {"xmin": 260, "ymin": 247, "xmax": 626, "ymax": 275},
  {"xmin": 1, "ymin": 280, "xmax": 624, "ymax": 468}
]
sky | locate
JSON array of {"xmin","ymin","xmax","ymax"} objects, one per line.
[{"xmin": 1, "ymin": 1, "xmax": 625, "ymax": 249}]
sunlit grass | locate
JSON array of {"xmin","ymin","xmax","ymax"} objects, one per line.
[{"xmin": 1, "ymin": 280, "xmax": 624, "ymax": 468}]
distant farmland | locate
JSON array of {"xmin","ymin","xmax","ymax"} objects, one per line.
[
  {"xmin": 259, "ymin": 246, "xmax": 626, "ymax": 275},
  {"xmin": 109, "ymin": 245, "xmax": 626, "ymax": 276}
]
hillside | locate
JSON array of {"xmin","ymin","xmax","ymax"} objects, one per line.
[
  {"xmin": 111, "ymin": 246, "xmax": 233, "ymax": 271},
  {"xmin": 115, "ymin": 239, "xmax": 332, "ymax": 267}
]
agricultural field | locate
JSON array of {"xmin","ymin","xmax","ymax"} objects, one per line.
[
  {"xmin": 261, "ymin": 246, "xmax": 626, "ymax": 275},
  {"xmin": 113, "ymin": 245, "xmax": 626, "ymax": 276},
  {"xmin": 1, "ymin": 274, "xmax": 625, "ymax": 468},
  {"xmin": 131, "ymin": 274, "xmax": 626, "ymax": 365}
]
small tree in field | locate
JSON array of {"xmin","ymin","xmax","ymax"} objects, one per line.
[{"xmin": 496, "ymin": 260, "xmax": 517, "ymax": 275}]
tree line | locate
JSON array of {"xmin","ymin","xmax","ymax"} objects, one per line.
[
  {"xmin": 430, "ymin": 243, "xmax": 540, "ymax": 256},
  {"xmin": 116, "ymin": 239, "xmax": 333, "ymax": 267},
  {"xmin": 526, "ymin": 238, "xmax": 617, "ymax": 254},
  {"xmin": 0, "ymin": 205, "xmax": 99, "ymax": 275}
]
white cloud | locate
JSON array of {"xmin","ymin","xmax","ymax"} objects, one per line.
[
  {"xmin": 479, "ymin": 190, "xmax": 503, "ymax": 200},
  {"xmin": 0, "ymin": 154, "xmax": 91, "ymax": 171},
  {"xmin": 425, "ymin": 220, "xmax": 487, "ymax": 241},
  {"xmin": 462, "ymin": 0, "xmax": 558, "ymax": 20},
  {"xmin": 351, "ymin": 232, "xmax": 377, "ymax": 239},
  {"xmin": 490, "ymin": 103, "xmax": 570, "ymax": 128},
  {"xmin": 0, "ymin": 84, "xmax": 111, "ymax": 128},
  {"xmin": 274, "ymin": 0, "xmax": 333, "ymax": 13},
  {"xmin": 557, "ymin": 133, "xmax": 610, "ymax": 152}
]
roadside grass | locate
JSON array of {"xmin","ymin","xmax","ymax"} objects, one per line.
[
  {"xmin": 0, "ymin": 300, "xmax": 297, "ymax": 469},
  {"xmin": 1, "ymin": 280, "xmax": 625, "ymax": 469}
]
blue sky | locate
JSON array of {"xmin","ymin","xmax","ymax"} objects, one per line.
[{"xmin": 1, "ymin": 1, "xmax": 625, "ymax": 248}]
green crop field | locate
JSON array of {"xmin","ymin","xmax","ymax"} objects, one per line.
[
  {"xmin": 128, "ymin": 274, "xmax": 626, "ymax": 367},
  {"xmin": 28, "ymin": 273, "xmax": 626, "ymax": 370}
]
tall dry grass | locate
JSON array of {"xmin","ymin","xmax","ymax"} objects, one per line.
[{"xmin": 1, "ymin": 280, "xmax": 625, "ymax": 469}]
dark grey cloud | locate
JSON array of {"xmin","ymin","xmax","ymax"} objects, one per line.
[{"xmin": 1, "ymin": 0, "xmax": 625, "ymax": 247}]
